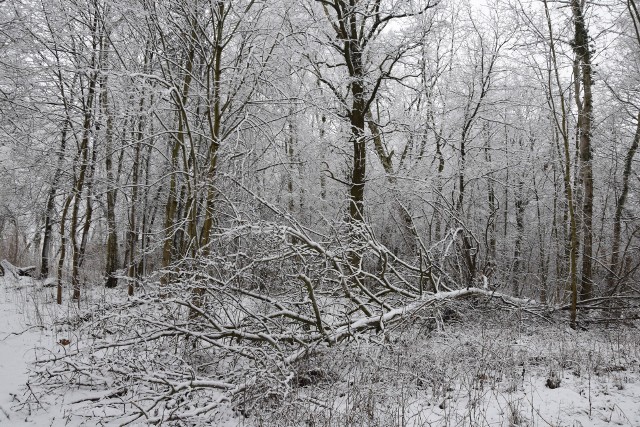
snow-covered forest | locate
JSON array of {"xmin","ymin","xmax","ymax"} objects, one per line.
[{"xmin": 1, "ymin": 0, "xmax": 640, "ymax": 425}]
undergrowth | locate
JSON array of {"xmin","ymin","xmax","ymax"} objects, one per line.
[{"xmin": 251, "ymin": 304, "xmax": 640, "ymax": 427}]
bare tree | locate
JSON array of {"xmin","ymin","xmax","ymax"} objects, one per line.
[
  {"xmin": 308, "ymin": 0, "xmax": 438, "ymax": 274},
  {"xmin": 543, "ymin": 0, "xmax": 580, "ymax": 328},
  {"xmin": 570, "ymin": 0, "xmax": 595, "ymax": 301},
  {"xmin": 606, "ymin": 0, "xmax": 640, "ymax": 295}
]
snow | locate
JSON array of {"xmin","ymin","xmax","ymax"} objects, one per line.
[
  {"xmin": 0, "ymin": 276, "xmax": 46, "ymax": 425},
  {"xmin": 268, "ymin": 314, "xmax": 640, "ymax": 427},
  {"xmin": 0, "ymin": 276, "xmax": 243, "ymax": 426},
  {"xmin": 0, "ymin": 275, "xmax": 79, "ymax": 426},
  {"xmin": 411, "ymin": 374, "xmax": 640, "ymax": 426},
  {"xmin": 1, "ymin": 275, "xmax": 640, "ymax": 426}
]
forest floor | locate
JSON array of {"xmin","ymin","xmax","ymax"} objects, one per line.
[
  {"xmin": 1, "ymin": 274, "xmax": 640, "ymax": 426},
  {"xmin": 256, "ymin": 310, "xmax": 640, "ymax": 427},
  {"xmin": 0, "ymin": 274, "xmax": 55, "ymax": 425}
]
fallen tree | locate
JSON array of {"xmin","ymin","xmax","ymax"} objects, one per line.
[
  {"xmin": 31, "ymin": 218, "xmax": 552, "ymax": 425},
  {"xmin": 31, "ymin": 188, "xmax": 637, "ymax": 424}
]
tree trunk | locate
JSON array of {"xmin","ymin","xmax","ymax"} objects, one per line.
[
  {"xmin": 161, "ymin": 26, "xmax": 197, "ymax": 281},
  {"xmin": 101, "ymin": 48, "xmax": 119, "ymax": 289},
  {"xmin": 570, "ymin": 0, "xmax": 595, "ymax": 301},
  {"xmin": 104, "ymin": 113, "xmax": 118, "ymax": 288},
  {"xmin": 512, "ymin": 178, "xmax": 525, "ymax": 297},
  {"xmin": 71, "ymin": 84, "xmax": 96, "ymax": 301},
  {"xmin": 78, "ymin": 138, "xmax": 97, "ymax": 270},
  {"xmin": 40, "ymin": 119, "xmax": 68, "ymax": 279},
  {"xmin": 608, "ymin": 113, "xmax": 640, "ymax": 294},
  {"xmin": 126, "ymin": 107, "xmax": 143, "ymax": 296},
  {"xmin": 199, "ymin": 0, "xmax": 225, "ymax": 265},
  {"xmin": 544, "ymin": 0, "xmax": 579, "ymax": 328},
  {"xmin": 534, "ymin": 177, "xmax": 548, "ymax": 304}
]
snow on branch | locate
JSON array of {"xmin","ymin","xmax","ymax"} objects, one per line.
[{"xmin": 30, "ymin": 221, "xmax": 540, "ymax": 425}]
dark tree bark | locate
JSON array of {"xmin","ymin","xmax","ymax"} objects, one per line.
[
  {"xmin": 102, "ymin": 78, "xmax": 119, "ymax": 289},
  {"xmin": 315, "ymin": 0, "xmax": 437, "ymax": 275}
]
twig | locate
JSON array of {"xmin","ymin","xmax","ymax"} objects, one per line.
[{"xmin": 1, "ymin": 325, "xmax": 45, "ymax": 341}]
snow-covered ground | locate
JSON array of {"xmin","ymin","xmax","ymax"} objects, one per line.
[
  {"xmin": 259, "ymin": 311, "xmax": 640, "ymax": 427},
  {"xmin": 0, "ymin": 275, "xmax": 44, "ymax": 424},
  {"xmin": 1, "ymin": 274, "xmax": 640, "ymax": 426},
  {"xmin": 0, "ymin": 275, "xmax": 78, "ymax": 426}
]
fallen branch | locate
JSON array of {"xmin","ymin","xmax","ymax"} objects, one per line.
[
  {"xmin": 1, "ymin": 325, "xmax": 45, "ymax": 341},
  {"xmin": 556, "ymin": 294, "xmax": 640, "ymax": 311},
  {"xmin": 68, "ymin": 388, "xmax": 128, "ymax": 404},
  {"xmin": 0, "ymin": 260, "xmax": 18, "ymax": 280},
  {"xmin": 0, "ymin": 260, "xmax": 35, "ymax": 279}
]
